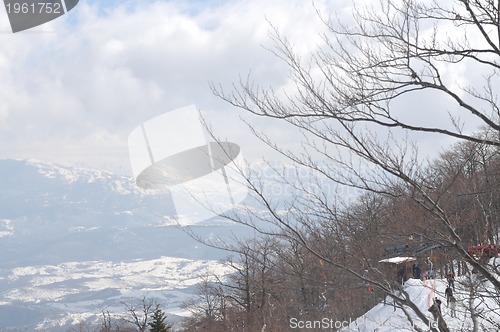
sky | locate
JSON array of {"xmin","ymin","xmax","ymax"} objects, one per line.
[
  {"xmin": 0, "ymin": 0, "xmax": 487, "ymax": 176},
  {"xmin": 0, "ymin": 0, "xmax": 341, "ymax": 175}
]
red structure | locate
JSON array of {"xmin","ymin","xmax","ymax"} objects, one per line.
[{"xmin": 467, "ymin": 244, "xmax": 500, "ymax": 258}]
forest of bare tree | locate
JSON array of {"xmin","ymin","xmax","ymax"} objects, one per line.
[
  {"xmin": 70, "ymin": 0, "xmax": 500, "ymax": 331},
  {"xmin": 186, "ymin": 0, "xmax": 500, "ymax": 331}
]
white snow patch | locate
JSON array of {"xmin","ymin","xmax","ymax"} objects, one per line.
[
  {"xmin": 0, "ymin": 219, "xmax": 13, "ymax": 237},
  {"xmin": 3, "ymin": 256, "xmax": 232, "ymax": 304}
]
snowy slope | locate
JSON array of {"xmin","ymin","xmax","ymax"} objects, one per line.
[
  {"xmin": 0, "ymin": 159, "xmax": 246, "ymax": 330},
  {"xmin": 344, "ymin": 276, "xmax": 500, "ymax": 332}
]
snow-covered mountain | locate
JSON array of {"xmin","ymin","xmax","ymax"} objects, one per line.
[{"xmin": 0, "ymin": 159, "xmax": 243, "ymax": 330}]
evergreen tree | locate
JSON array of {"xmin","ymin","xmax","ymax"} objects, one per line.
[{"xmin": 148, "ymin": 304, "xmax": 171, "ymax": 332}]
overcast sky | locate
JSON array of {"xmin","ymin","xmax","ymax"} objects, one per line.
[
  {"xmin": 0, "ymin": 0, "xmax": 337, "ymax": 174},
  {"xmin": 0, "ymin": 0, "xmax": 485, "ymax": 176}
]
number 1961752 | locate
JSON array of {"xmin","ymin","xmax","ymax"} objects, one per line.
[{"xmin": 5, "ymin": 2, "xmax": 62, "ymax": 14}]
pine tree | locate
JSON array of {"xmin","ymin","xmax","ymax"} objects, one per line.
[{"xmin": 148, "ymin": 304, "xmax": 171, "ymax": 332}]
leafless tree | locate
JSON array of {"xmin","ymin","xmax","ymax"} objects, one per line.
[
  {"xmin": 121, "ymin": 296, "xmax": 157, "ymax": 332},
  {"xmin": 208, "ymin": 0, "xmax": 500, "ymax": 331},
  {"xmin": 182, "ymin": 274, "xmax": 227, "ymax": 320}
]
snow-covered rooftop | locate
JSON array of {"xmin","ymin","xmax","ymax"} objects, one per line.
[{"xmin": 378, "ymin": 256, "xmax": 416, "ymax": 264}]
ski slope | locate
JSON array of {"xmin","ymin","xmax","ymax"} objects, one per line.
[{"xmin": 344, "ymin": 276, "xmax": 500, "ymax": 331}]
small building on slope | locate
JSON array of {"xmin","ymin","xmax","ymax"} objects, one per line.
[{"xmin": 379, "ymin": 256, "xmax": 417, "ymax": 284}]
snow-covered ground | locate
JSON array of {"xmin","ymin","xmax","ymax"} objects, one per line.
[
  {"xmin": 4, "ymin": 159, "xmax": 500, "ymax": 332},
  {"xmin": 344, "ymin": 276, "xmax": 500, "ymax": 331},
  {"xmin": 0, "ymin": 159, "xmax": 245, "ymax": 330},
  {"xmin": 0, "ymin": 256, "xmax": 232, "ymax": 330}
]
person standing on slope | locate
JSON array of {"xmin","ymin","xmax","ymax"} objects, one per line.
[
  {"xmin": 434, "ymin": 297, "xmax": 442, "ymax": 314},
  {"xmin": 449, "ymin": 295, "xmax": 457, "ymax": 318},
  {"xmin": 445, "ymin": 286, "xmax": 453, "ymax": 306},
  {"xmin": 446, "ymin": 272, "xmax": 455, "ymax": 290}
]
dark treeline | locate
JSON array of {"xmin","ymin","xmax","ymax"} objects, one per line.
[
  {"xmin": 180, "ymin": 135, "xmax": 500, "ymax": 331},
  {"xmin": 66, "ymin": 136, "xmax": 500, "ymax": 331},
  {"xmin": 71, "ymin": 136, "xmax": 500, "ymax": 332}
]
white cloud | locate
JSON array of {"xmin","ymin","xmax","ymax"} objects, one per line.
[
  {"xmin": 1, "ymin": 0, "xmax": 488, "ymax": 176},
  {"xmin": 0, "ymin": 0, "xmax": 341, "ymax": 174}
]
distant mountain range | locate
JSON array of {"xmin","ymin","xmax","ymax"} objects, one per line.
[{"xmin": 0, "ymin": 159, "xmax": 246, "ymax": 330}]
